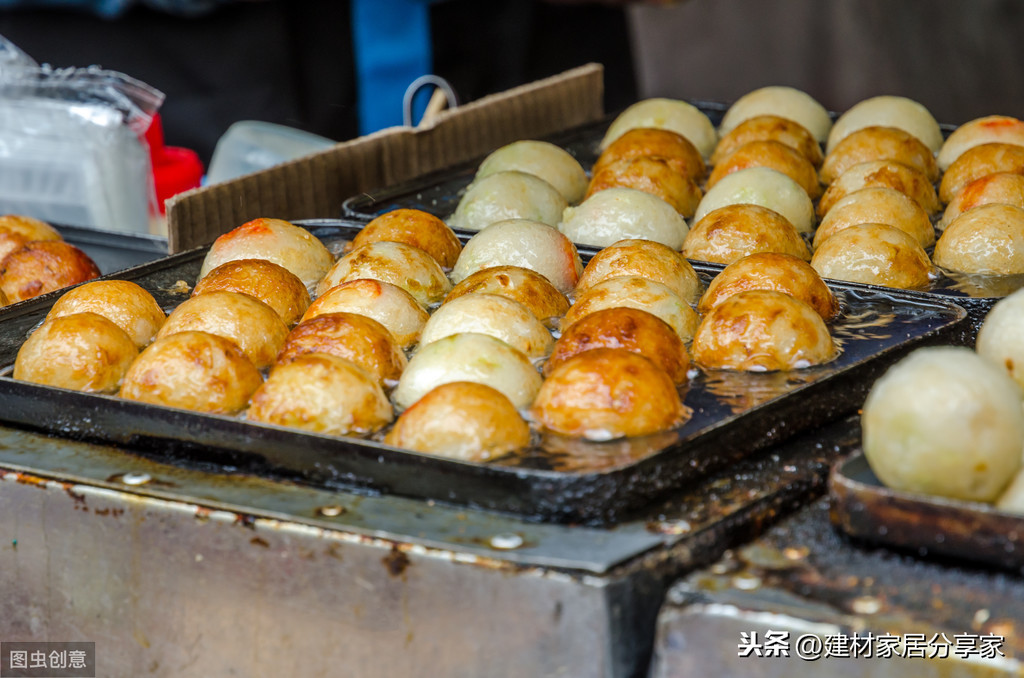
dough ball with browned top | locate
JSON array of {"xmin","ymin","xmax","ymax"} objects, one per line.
[
  {"xmin": 939, "ymin": 143, "xmax": 1024, "ymax": 204},
  {"xmin": 683, "ymin": 203, "xmax": 810, "ymax": 265},
  {"xmin": 821, "ymin": 126, "xmax": 938, "ymax": 185},
  {"xmin": 193, "ymin": 259, "xmax": 310, "ymax": 327},
  {"xmin": 712, "ymin": 114, "xmax": 823, "ymax": 167},
  {"xmin": 350, "ymin": 209, "xmax": 462, "ymax": 269},
  {"xmin": 818, "ymin": 160, "xmax": 940, "ymax": 217},
  {"xmin": 939, "ymin": 172, "xmax": 1024, "ymax": 230},
  {"xmin": 475, "ymin": 140, "xmax": 589, "ymax": 204},
  {"xmin": 813, "ymin": 187, "xmax": 934, "ymax": 250},
  {"xmin": 419, "ymin": 293, "xmax": 553, "ymax": 359},
  {"xmin": 303, "ymin": 279, "xmax": 428, "ymax": 348},
  {"xmin": 576, "ymin": 238, "xmax": 700, "ymax": 305},
  {"xmin": 0, "ymin": 214, "xmax": 62, "ymax": 261},
  {"xmin": 317, "ymin": 240, "xmax": 452, "ymax": 306},
  {"xmin": 444, "ymin": 265, "xmax": 569, "ymax": 323},
  {"xmin": 718, "ymin": 86, "xmax": 832, "ymax": 143},
  {"xmin": 693, "ymin": 167, "xmax": 815, "ymax": 235},
  {"xmin": 0, "ymin": 241, "xmax": 101, "ymax": 304},
  {"xmin": 600, "ymin": 98, "xmax": 717, "ymax": 159},
  {"xmin": 563, "ymin": 275, "xmax": 700, "ymax": 342},
  {"xmin": 933, "ymin": 203, "xmax": 1024, "ymax": 276},
  {"xmin": 448, "ymin": 170, "xmax": 568, "ymax": 232},
  {"xmin": 593, "ymin": 127, "xmax": 706, "ymax": 183},
  {"xmin": 709, "ymin": 140, "xmax": 822, "ymax": 199},
  {"xmin": 46, "ymin": 280, "xmax": 166, "ymax": 348},
  {"xmin": 939, "ymin": 115, "xmax": 1024, "ymax": 171},
  {"xmin": 199, "ymin": 218, "xmax": 334, "ymax": 289},
  {"xmin": 811, "ymin": 223, "xmax": 933, "ymax": 289},
  {"xmin": 827, "ymin": 95, "xmax": 942, "ymax": 154},
  {"xmin": 585, "ymin": 157, "xmax": 702, "ymax": 218},
  {"xmin": 276, "ymin": 312, "xmax": 407, "ymax": 385}
]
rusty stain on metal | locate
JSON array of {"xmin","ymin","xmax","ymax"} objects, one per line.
[
  {"xmin": 382, "ymin": 546, "xmax": 411, "ymax": 577},
  {"xmin": 233, "ymin": 514, "xmax": 256, "ymax": 530},
  {"xmin": 250, "ymin": 536, "xmax": 270, "ymax": 548}
]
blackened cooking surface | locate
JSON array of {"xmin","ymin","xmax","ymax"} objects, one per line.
[{"xmin": 0, "ymin": 220, "xmax": 967, "ymax": 525}]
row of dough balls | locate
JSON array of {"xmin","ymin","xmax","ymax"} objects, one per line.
[{"xmin": 0, "ymin": 214, "xmax": 102, "ymax": 306}]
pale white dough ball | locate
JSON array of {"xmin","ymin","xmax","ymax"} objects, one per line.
[
  {"xmin": 718, "ymin": 86, "xmax": 833, "ymax": 143},
  {"xmin": 448, "ymin": 170, "xmax": 567, "ymax": 232},
  {"xmin": 693, "ymin": 167, "xmax": 815, "ymax": 234},
  {"xmin": 600, "ymin": 98, "xmax": 717, "ymax": 159},
  {"xmin": 559, "ymin": 187, "xmax": 690, "ymax": 249},
  {"xmin": 475, "ymin": 140, "xmax": 589, "ymax": 204}
]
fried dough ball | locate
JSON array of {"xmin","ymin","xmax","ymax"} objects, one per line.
[
  {"xmin": 817, "ymin": 160, "xmax": 940, "ymax": 217},
  {"xmin": 247, "ymin": 353, "xmax": 392, "ymax": 436},
  {"xmin": 698, "ymin": 252, "xmax": 839, "ymax": 320},
  {"xmin": 976, "ymin": 288, "xmax": 1024, "ymax": 391},
  {"xmin": 393, "ymin": 332, "xmax": 542, "ymax": 410},
  {"xmin": 592, "ymin": 127, "xmax": 706, "ymax": 183},
  {"xmin": 711, "ymin": 114, "xmax": 823, "ymax": 167},
  {"xmin": 939, "ymin": 143, "xmax": 1024, "ymax": 204},
  {"xmin": 419, "ymin": 293, "xmax": 553, "ymax": 359},
  {"xmin": 45, "ymin": 280, "xmax": 166, "ymax": 348},
  {"xmin": 303, "ymin": 279, "xmax": 428, "ymax": 348},
  {"xmin": 997, "ymin": 469, "xmax": 1024, "ymax": 514},
  {"xmin": 119, "ymin": 330, "xmax": 262, "ymax": 414},
  {"xmin": 547, "ymin": 307, "xmax": 690, "ymax": 384},
  {"xmin": 349, "ymin": 209, "xmax": 462, "ymax": 269},
  {"xmin": 475, "ymin": 140, "xmax": 589, "ymax": 204},
  {"xmin": 576, "ymin": 238, "xmax": 700, "ymax": 305},
  {"xmin": 813, "ymin": 187, "xmax": 935, "ymax": 250},
  {"xmin": 385, "ymin": 382, "xmax": 530, "ymax": 462},
  {"xmin": 276, "ymin": 312, "xmax": 407, "ymax": 385},
  {"xmin": 584, "ymin": 157, "xmax": 702, "ymax": 218},
  {"xmin": 693, "ymin": 166, "xmax": 815, "ymax": 234},
  {"xmin": 563, "ymin": 276, "xmax": 700, "ymax": 342},
  {"xmin": 827, "ymin": 95, "xmax": 943, "ymax": 154},
  {"xmin": 683, "ymin": 203, "xmax": 810, "ymax": 264},
  {"xmin": 708, "ymin": 140, "xmax": 822, "ymax": 199},
  {"xmin": 14, "ymin": 312, "xmax": 137, "ymax": 393},
  {"xmin": 560, "ymin": 187, "xmax": 690, "ymax": 249},
  {"xmin": 933, "ymin": 204, "xmax": 1024, "ymax": 275},
  {"xmin": 0, "ymin": 288, "xmax": 8, "ymax": 307},
  {"xmin": 316, "ymin": 240, "xmax": 452, "ymax": 306},
  {"xmin": 531, "ymin": 348, "xmax": 687, "ymax": 440},
  {"xmin": 600, "ymin": 98, "xmax": 717, "ymax": 158},
  {"xmin": 811, "ymin": 223, "xmax": 933, "ymax": 289},
  {"xmin": 444, "ymin": 265, "xmax": 569, "ymax": 323},
  {"xmin": 939, "ymin": 172, "xmax": 1024, "ymax": 230},
  {"xmin": 156, "ymin": 290, "xmax": 289, "ymax": 370},
  {"xmin": 0, "ymin": 215, "xmax": 62, "ymax": 262},
  {"xmin": 862, "ymin": 346, "xmax": 1024, "ymax": 503},
  {"xmin": 198, "ymin": 218, "xmax": 334, "ymax": 289},
  {"xmin": 447, "ymin": 170, "xmax": 567, "ymax": 232},
  {"xmin": 193, "ymin": 259, "xmax": 310, "ymax": 327},
  {"xmin": 820, "ymin": 126, "xmax": 939, "ymax": 185},
  {"xmin": 451, "ymin": 219, "xmax": 583, "ymax": 294},
  {"xmin": 718, "ymin": 86, "xmax": 833, "ymax": 143},
  {"xmin": 0, "ymin": 241, "xmax": 101, "ymax": 304},
  {"xmin": 692, "ymin": 290, "xmax": 835, "ymax": 371},
  {"xmin": 938, "ymin": 115, "xmax": 1024, "ymax": 171}
]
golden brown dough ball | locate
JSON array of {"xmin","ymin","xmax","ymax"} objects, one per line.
[
  {"xmin": 562, "ymin": 275, "xmax": 700, "ymax": 342},
  {"xmin": 531, "ymin": 348, "xmax": 688, "ymax": 440},
  {"xmin": 444, "ymin": 265, "xmax": 569, "ymax": 323},
  {"xmin": 0, "ymin": 288, "xmax": 8, "ymax": 307},
  {"xmin": 276, "ymin": 312, "xmax": 407, "ymax": 385},
  {"xmin": 820, "ymin": 126, "xmax": 939, "ymax": 185},
  {"xmin": 711, "ymin": 114, "xmax": 823, "ymax": 167},
  {"xmin": 547, "ymin": 307, "xmax": 691, "ymax": 385},
  {"xmin": 0, "ymin": 241, "xmax": 101, "ymax": 304},
  {"xmin": 119, "ymin": 330, "xmax": 263, "ymax": 414},
  {"xmin": 939, "ymin": 143, "xmax": 1024, "ymax": 204},
  {"xmin": 46, "ymin": 280, "xmax": 166, "ymax": 348},
  {"xmin": 247, "ymin": 353, "xmax": 392, "ymax": 436},
  {"xmin": 303, "ymin": 279, "xmax": 428, "ymax": 348},
  {"xmin": 14, "ymin": 312, "xmax": 137, "ymax": 393},
  {"xmin": 0, "ymin": 215, "xmax": 62, "ymax": 262},
  {"xmin": 683, "ymin": 203, "xmax": 810, "ymax": 265},
  {"xmin": 419, "ymin": 293, "xmax": 553, "ymax": 359},
  {"xmin": 584, "ymin": 156, "xmax": 702, "ymax": 218},
  {"xmin": 698, "ymin": 252, "xmax": 839, "ymax": 320},
  {"xmin": 813, "ymin": 187, "xmax": 935, "ymax": 250},
  {"xmin": 939, "ymin": 172, "xmax": 1024, "ymax": 230},
  {"xmin": 600, "ymin": 98, "xmax": 717, "ymax": 159},
  {"xmin": 592, "ymin": 127, "xmax": 706, "ymax": 183},
  {"xmin": 385, "ymin": 381, "xmax": 531, "ymax": 462},
  {"xmin": 156, "ymin": 290, "xmax": 289, "ymax": 370},
  {"xmin": 193, "ymin": 259, "xmax": 310, "ymax": 327},
  {"xmin": 811, "ymin": 223, "xmax": 933, "ymax": 289},
  {"xmin": 576, "ymin": 238, "xmax": 701, "ymax": 305},
  {"xmin": 938, "ymin": 115, "xmax": 1024, "ymax": 171},
  {"xmin": 933, "ymin": 204, "xmax": 1024, "ymax": 275},
  {"xmin": 692, "ymin": 290, "xmax": 835, "ymax": 371},
  {"xmin": 198, "ymin": 218, "xmax": 335, "ymax": 289},
  {"xmin": 818, "ymin": 160, "xmax": 940, "ymax": 217},
  {"xmin": 350, "ymin": 208, "xmax": 462, "ymax": 269},
  {"xmin": 317, "ymin": 240, "xmax": 452, "ymax": 306},
  {"xmin": 708, "ymin": 140, "xmax": 822, "ymax": 199}
]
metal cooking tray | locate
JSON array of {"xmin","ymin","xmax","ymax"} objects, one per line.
[
  {"xmin": 830, "ymin": 451, "xmax": 1024, "ymax": 573},
  {"xmin": 0, "ymin": 219, "xmax": 967, "ymax": 526}
]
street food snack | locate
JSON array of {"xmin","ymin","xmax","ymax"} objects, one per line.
[
  {"xmin": 820, "ymin": 126, "xmax": 939, "ymax": 185},
  {"xmin": 198, "ymin": 218, "xmax": 334, "ymax": 289},
  {"xmin": 317, "ymin": 240, "xmax": 452, "ymax": 306},
  {"xmin": 276, "ymin": 312, "xmax": 407, "ymax": 385},
  {"xmin": 193, "ymin": 259, "xmax": 310, "ymax": 327},
  {"xmin": 349, "ymin": 208, "xmax": 462, "ymax": 269},
  {"xmin": 560, "ymin": 187, "xmax": 690, "ymax": 249},
  {"xmin": 419, "ymin": 293, "xmax": 553, "ymax": 359},
  {"xmin": 708, "ymin": 139, "xmax": 822, "ymax": 199},
  {"xmin": 693, "ymin": 166, "xmax": 815, "ymax": 234},
  {"xmin": 474, "ymin": 140, "xmax": 589, "ymax": 204},
  {"xmin": 811, "ymin": 223, "xmax": 933, "ymax": 290},
  {"xmin": 46, "ymin": 280, "xmax": 166, "ymax": 348},
  {"xmin": 563, "ymin": 275, "xmax": 700, "ymax": 342},
  {"xmin": 0, "ymin": 214, "xmax": 62, "ymax": 261},
  {"xmin": 976, "ymin": 288, "xmax": 1024, "ymax": 391},
  {"xmin": 0, "ymin": 241, "xmax": 101, "ymax": 304},
  {"xmin": 817, "ymin": 159, "xmax": 940, "ymax": 217},
  {"xmin": 718, "ymin": 86, "xmax": 832, "ymax": 143},
  {"xmin": 711, "ymin": 114, "xmax": 823, "ymax": 167},
  {"xmin": 576, "ymin": 238, "xmax": 700, "ymax": 304},
  {"xmin": 683, "ymin": 203, "xmax": 810, "ymax": 264},
  {"xmin": 447, "ymin": 170, "xmax": 568, "ymax": 232},
  {"xmin": 939, "ymin": 143, "xmax": 1024, "ymax": 204},
  {"xmin": 827, "ymin": 95, "xmax": 943, "ymax": 154},
  {"xmin": 933, "ymin": 203, "xmax": 1024, "ymax": 275},
  {"xmin": 939, "ymin": 172, "xmax": 1024, "ymax": 230},
  {"xmin": 584, "ymin": 156, "xmax": 702, "ymax": 218},
  {"xmin": 600, "ymin": 98, "xmax": 717, "ymax": 158},
  {"xmin": 303, "ymin": 279, "xmax": 428, "ymax": 349},
  {"xmin": 593, "ymin": 127, "xmax": 706, "ymax": 183},
  {"xmin": 938, "ymin": 115, "xmax": 1024, "ymax": 171},
  {"xmin": 813, "ymin": 187, "xmax": 935, "ymax": 250},
  {"xmin": 444, "ymin": 265, "xmax": 569, "ymax": 323}
]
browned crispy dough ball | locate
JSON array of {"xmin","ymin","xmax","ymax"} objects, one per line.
[
  {"xmin": 385, "ymin": 381, "xmax": 531, "ymax": 462},
  {"xmin": 698, "ymin": 252, "xmax": 840, "ymax": 320},
  {"xmin": 584, "ymin": 156, "xmax": 702, "ymax": 218},
  {"xmin": 247, "ymin": 353, "xmax": 392, "ymax": 436},
  {"xmin": 14, "ymin": 312, "xmax": 137, "ymax": 393},
  {"xmin": 156, "ymin": 290, "xmax": 288, "ymax": 370},
  {"xmin": 934, "ymin": 203, "xmax": 1024, "ymax": 275},
  {"xmin": 0, "ymin": 241, "xmax": 101, "ymax": 303},
  {"xmin": 709, "ymin": 140, "xmax": 822, "ymax": 199},
  {"xmin": 711, "ymin": 114, "xmax": 824, "ymax": 167},
  {"xmin": 349, "ymin": 208, "xmax": 462, "ymax": 269},
  {"xmin": 683, "ymin": 203, "xmax": 810, "ymax": 264},
  {"xmin": 0, "ymin": 288, "xmax": 8, "ymax": 307},
  {"xmin": 813, "ymin": 187, "xmax": 935, "ymax": 250},
  {"xmin": 939, "ymin": 172, "xmax": 1024, "ymax": 230},
  {"xmin": 0, "ymin": 215, "xmax": 62, "ymax": 262},
  {"xmin": 820, "ymin": 126, "xmax": 939, "ymax": 185},
  {"xmin": 199, "ymin": 218, "xmax": 335, "ymax": 289},
  {"xmin": 531, "ymin": 348, "xmax": 688, "ymax": 440},
  {"xmin": 576, "ymin": 238, "xmax": 701, "ymax": 305},
  {"xmin": 692, "ymin": 290, "xmax": 835, "ymax": 371},
  {"xmin": 304, "ymin": 279, "xmax": 428, "ymax": 348},
  {"xmin": 592, "ymin": 127, "xmax": 706, "ymax": 183},
  {"xmin": 818, "ymin": 160, "xmax": 940, "ymax": 217},
  {"xmin": 563, "ymin": 275, "xmax": 700, "ymax": 342},
  {"xmin": 811, "ymin": 223, "xmax": 933, "ymax": 290},
  {"xmin": 46, "ymin": 280, "xmax": 166, "ymax": 348},
  {"xmin": 444, "ymin": 265, "xmax": 569, "ymax": 323},
  {"xmin": 547, "ymin": 307, "xmax": 691, "ymax": 384},
  {"xmin": 193, "ymin": 259, "xmax": 310, "ymax": 327},
  {"xmin": 276, "ymin": 312, "xmax": 407, "ymax": 385},
  {"xmin": 119, "ymin": 330, "xmax": 263, "ymax": 414},
  {"xmin": 938, "ymin": 115, "xmax": 1024, "ymax": 171},
  {"xmin": 316, "ymin": 240, "xmax": 452, "ymax": 305},
  {"xmin": 939, "ymin": 143, "xmax": 1024, "ymax": 204}
]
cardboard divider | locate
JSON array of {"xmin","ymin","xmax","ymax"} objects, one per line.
[{"xmin": 165, "ymin": 63, "xmax": 605, "ymax": 253}]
